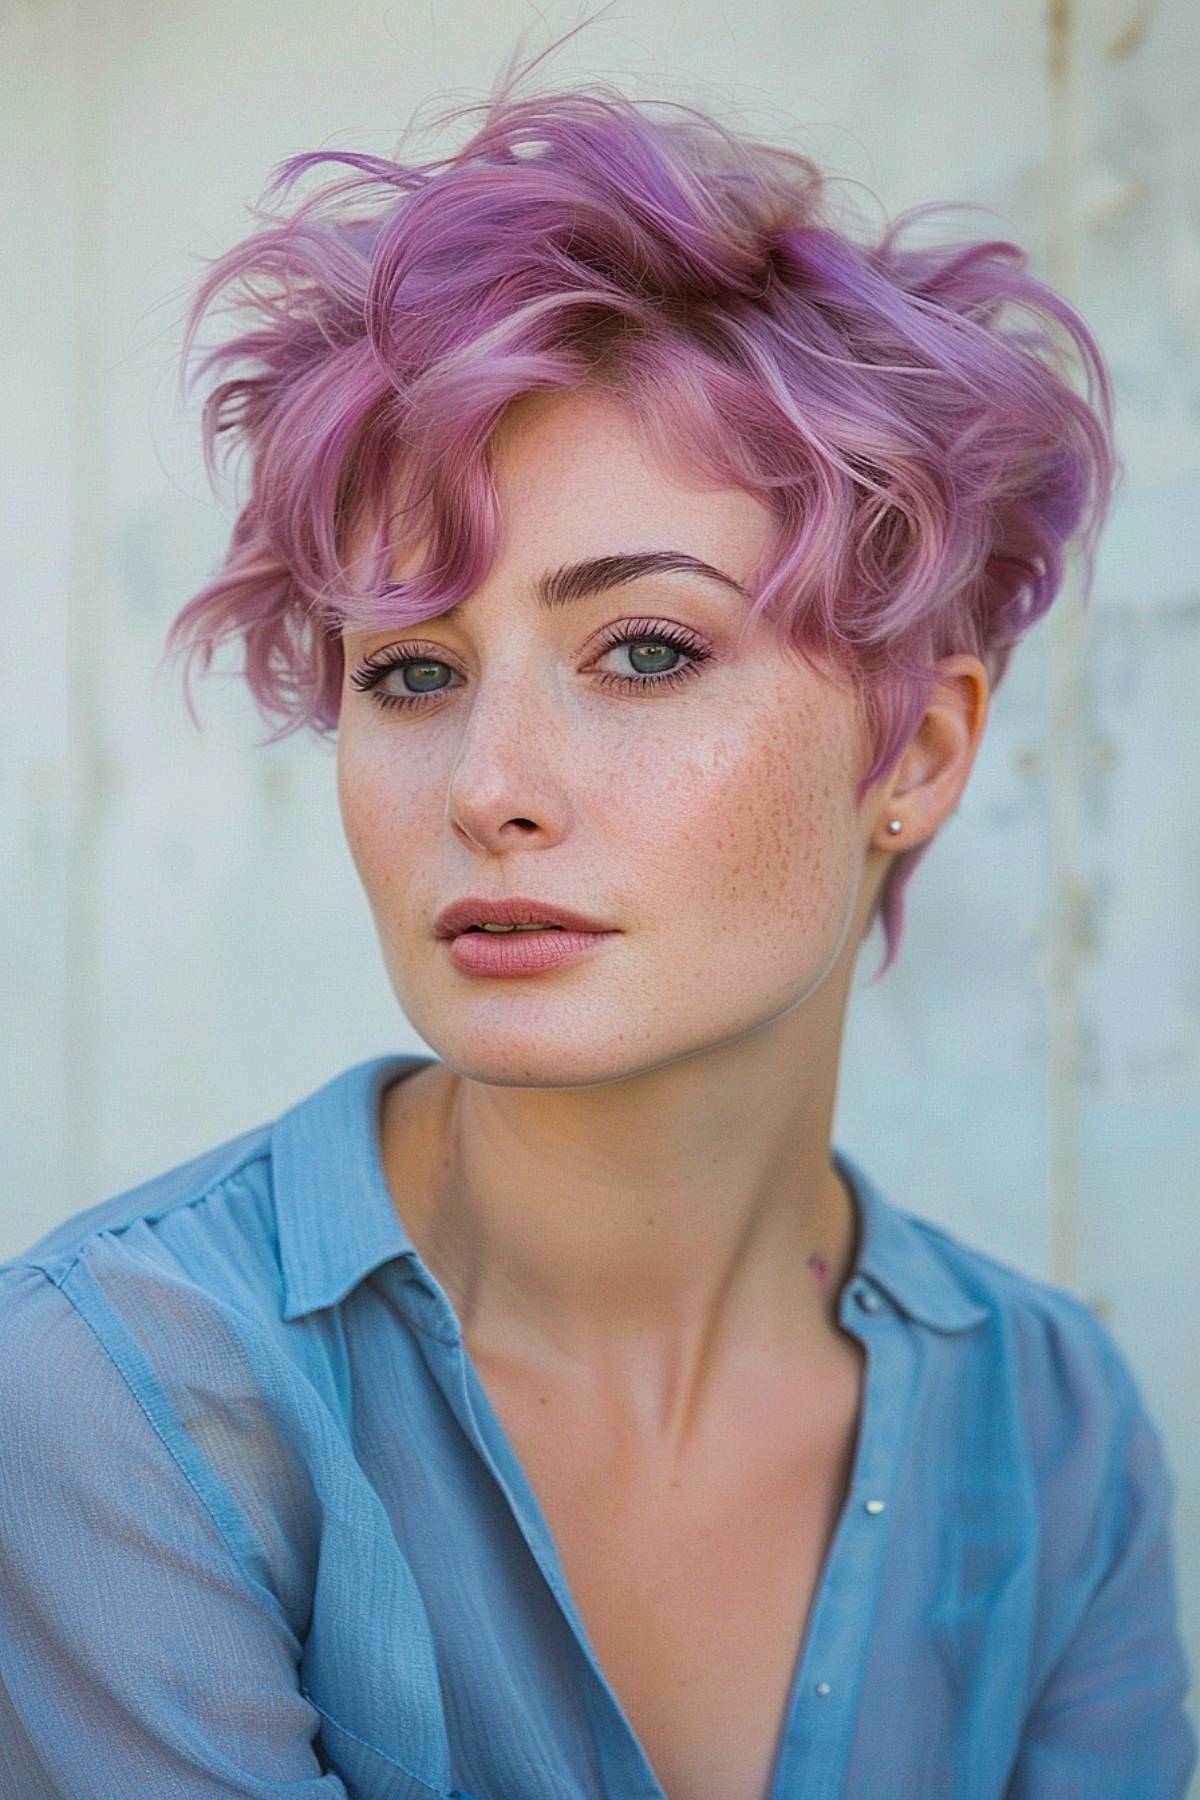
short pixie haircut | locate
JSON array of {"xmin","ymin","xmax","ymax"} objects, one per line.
[{"xmin": 162, "ymin": 60, "xmax": 1118, "ymax": 981}]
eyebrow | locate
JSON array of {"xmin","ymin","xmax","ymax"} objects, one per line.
[{"xmin": 434, "ymin": 551, "xmax": 747, "ymax": 623}]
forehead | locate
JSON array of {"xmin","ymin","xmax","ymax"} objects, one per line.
[{"xmin": 486, "ymin": 387, "xmax": 772, "ymax": 569}]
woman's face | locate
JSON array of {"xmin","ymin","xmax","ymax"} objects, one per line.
[{"xmin": 337, "ymin": 387, "xmax": 880, "ymax": 1088}]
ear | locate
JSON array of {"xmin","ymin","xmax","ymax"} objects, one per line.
[{"xmin": 872, "ymin": 655, "xmax": 990, "ymax": 851}]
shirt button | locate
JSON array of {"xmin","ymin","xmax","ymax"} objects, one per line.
[
  {"xmin": 854, "ymin": 1285, "xmax": 880, "ymax": 1312},
  {"xmin": 815, "ymin": 1681, "xmax": 832, "ymax": 1697},
  {"xmin": 864, "ymin": 1498, "xmax": 886, "ymax": 1515}
]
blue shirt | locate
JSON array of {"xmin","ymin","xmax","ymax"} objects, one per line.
[{"xmin": 0, "ymin": 1051, "xmax": 1194, "ymax": 1800}]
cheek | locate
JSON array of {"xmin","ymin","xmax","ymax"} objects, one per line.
[
  {"xmin": 628, "ymin": 703, "xmax": 860, "ymax": 938},
  {"xmin": 336, "ymin": 733, "xmax": 408, "ymax": 893}
]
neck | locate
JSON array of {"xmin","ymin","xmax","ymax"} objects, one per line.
[{"xmin": 380, "ymin": 1025, "xmax": 860, "ymax": 1448}]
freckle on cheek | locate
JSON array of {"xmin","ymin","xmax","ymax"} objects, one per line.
[{"xmin": 807, "ymin": 1251, "xmax": 830, "ymax": 1291}]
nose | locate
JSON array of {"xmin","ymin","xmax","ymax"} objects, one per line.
[{"xmin": 442, "ymin": 666, "xmax": 573, "ymax": 854}]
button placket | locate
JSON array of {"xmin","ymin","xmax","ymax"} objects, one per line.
[{"xmin": 810, "ymin": 1384, "xmax": 888, "ymax": 1700}]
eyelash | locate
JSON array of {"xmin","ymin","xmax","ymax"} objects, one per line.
[{"xmin": 348, "ymin": 619, "xmax": 713, "ymax": 713}]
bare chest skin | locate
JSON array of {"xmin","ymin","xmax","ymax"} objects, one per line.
[{"xmin": 468, "ymin": 1331, "xmax": 867, "ymax": 1800}]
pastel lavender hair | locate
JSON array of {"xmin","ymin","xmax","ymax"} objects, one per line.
[{"xmin": 161, "ymin": 49, "xmax": 1118, "ymax": 981}]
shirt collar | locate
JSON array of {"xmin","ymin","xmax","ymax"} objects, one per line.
[
  {"xmin": 273, "ymin": 1053, "xmax": 431, "ymax": 1323},
  {"xmin": 272, "ymin": 1053, "xmax": 989, "ymax": 1334},
  {"xmin": 832, "ymin": 1145, "xmax": 990, "ymax": 1332}
]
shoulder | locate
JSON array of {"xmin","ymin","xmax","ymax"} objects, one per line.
[
  {"xmin": 907, "ymin": 1217, "xmax": 1191, "ymax": 1760},
  {"xmin": 0, "ymin": 1115, "xmax": 281, "ymax": 1328},
  {"xmin": 0, "ymin": 1120, "xmax": 324, "ymax": 1602},
  {"xmin": 914, "ymin": 1210, "xmax": 1142, "ymax": 1403},
  {"xmin": 0, "ymin": 1116, "xmax": 297, "ymax": 1447},
  {"xmin": 902, "ymin": 1210, "xmax": 1161, "ymax": 1525}
]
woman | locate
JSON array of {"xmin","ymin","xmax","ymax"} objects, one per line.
[{"xmin": 0, "ymin": 50, "xmax": 1194, "ymax": 1800}]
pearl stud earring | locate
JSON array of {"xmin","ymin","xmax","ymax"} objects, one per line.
[{"xmin": 886, "ymin": 819, "xmax": 903, "ymax": 835}]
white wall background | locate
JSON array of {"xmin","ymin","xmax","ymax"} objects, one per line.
[{"xmin": 3, "ymin": 0, "xmax": 1197, "ymax": 1780}]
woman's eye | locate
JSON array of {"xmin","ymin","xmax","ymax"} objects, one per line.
[{"xmin": 349, "ymin": 621, "xmax": 713, "ymax": 713}]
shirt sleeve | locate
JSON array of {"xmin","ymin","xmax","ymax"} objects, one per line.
[
  {"xmin": 0, "ymin": 1263, "xmax": 348, "ymax": 1799},
  {"xmin": 1004, "ymin": 1343, "xmax": 1198, "ymax": 1800}
]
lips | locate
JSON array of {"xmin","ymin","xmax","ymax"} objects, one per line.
[
  {"xmin": 434, "ymin": 895, "xmax": 616, "ymax": 938},
  {"xmin": 445, "ymin": 923, "xmax": 619, "ymax": 977},
  {"xmin": 461, "ymin": 924, "xmax": 561, "ymax": 933}
]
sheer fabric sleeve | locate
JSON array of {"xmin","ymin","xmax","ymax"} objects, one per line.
[
  {"xmin": 0, "ymin": 1263, "xmax": 348, "ymax": 1799},
  {"xmin": 1004, "ymin": 1344, "xmax": 1197, "ymax": 1800}
]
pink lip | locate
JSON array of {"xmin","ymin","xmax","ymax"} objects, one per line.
[
  {"xmin": 445, "ymin": 926, "xmax": 619, "ymax": 977},
  {"xmin": 435, "ymin": 894, "xmax": 614, "ymax": 937}
]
